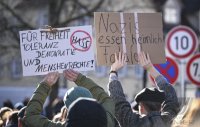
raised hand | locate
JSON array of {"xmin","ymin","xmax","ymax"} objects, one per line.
[
  {"xmin": 63, "ymin": 69, "xmax": 80, "ymax": 82},
  {"xmin": 138, "ymin": 51, "xmax": 153, "ymax": 71},
  {"xmin": 42, "ymin": 72, "xmax": 59, "ymax": 87},
  {"xmin": 60, "ymin": 107, "xmax": 68, "ymax": 122},
  {"xmin": 111, "ymin": 52, "xmax": 127, "ymax": 72},
  {"xmin": 138, "ymin": 51, "xmax": 160, "ymax": 79}
]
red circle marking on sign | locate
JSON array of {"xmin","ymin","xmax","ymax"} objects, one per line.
[
  {"xmin": 70, "ymin": 30, "xmax": 92, "ymax": 52},
  {"xmin": 166, "ymin": 25, "xmax": 197, "ymax": 58},
  {"xmin": 150, "ymin": 57, "xmax": 179, "ymax": 85},
  {"xmin": 186, "ymin": 54, "xmax": 200, "ymax": 86}
]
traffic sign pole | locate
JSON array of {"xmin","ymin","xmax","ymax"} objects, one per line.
[
  {"xmin": 180, "ymin": 60, "xmax": 186, "ymax": 99},
  {"xmin": 166, "ymin": 25, "xmax": 198, "ymax": 98}
]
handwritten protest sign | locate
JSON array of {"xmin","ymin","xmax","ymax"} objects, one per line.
[
  {"xmin": 19, "ymin": 25, "xmax": 94, "ymax": 76},
  {"xmin": 94, "ymin": 12, "xmax": 166, "ymax": 65}
]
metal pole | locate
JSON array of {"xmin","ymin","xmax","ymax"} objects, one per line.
[
  {"xmin": 181, "ymin": 60, "xmax": 186, "ymax": 100},
  {"xmin": 199, "ymin": 11, "xmax": 200, "ymax": 52}
]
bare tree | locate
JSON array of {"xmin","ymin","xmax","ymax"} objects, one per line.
[
  {"xmin": 0, "ymin": 0, "xmax": 105, "ymax": 49},
  {"xmin": 0, "ymin": 0, "xmax": 105, "ymax": 119}
]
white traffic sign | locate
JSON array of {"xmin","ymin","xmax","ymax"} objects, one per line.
[
  {"xmin": 166, "ymin": 25, "xmax": 198, "ymax": 58},
  {"xmin": 186, "ymin": 54, "xmax": 200, "ymax": 86}
]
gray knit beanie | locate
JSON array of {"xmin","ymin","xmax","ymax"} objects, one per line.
[{"xmin": 63, "ymin": 86, "xmax": 93, "ymax": 108}]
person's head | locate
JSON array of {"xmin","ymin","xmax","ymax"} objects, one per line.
[
  {"xmin": 63, "ymin": 86, "xmax": 93, "ymax": 108},
  {"xmin": 52, "ymin": 98, "xmax": 64, "ymax": 116},
  {"xmin": 22, "ymin": 98, "xmax": 30, "ymax": 107},
  {"xmin": 52, "ymin": 106, "xmax": 67, "ymax": 122},
  {"xmin": 14, "ymin": 102, "xmax": 24, "ymax": 110},
  {"xmin": 131, "ymin": 101, "xmax": 139, "ymax": 112},
  {"xmin": 66, "ymin": 97, "xmax": 107, "ymax": 127},
  {"xmin": 172, "ymin": 98, "xmax": 200, "ymax": 127},
  {"xmin": 17, "ymin": 106, "xmax": 27, "ymax": 127},
  {"xmin": 52, "ymin": 112, "xmax": 62, "ymax": 122},
  {"xmin": 0, "ymin": 107, "xmax": 12, "ymax": 126},
  {"xmin": 3, "ymin": 100, "xmax": 14, "ymax": 109},
  {"xmin": 0, "ymin": 118, "xmax": 3, "ymax": 127},
  {"xmin": 134, "ymin": 87, "xmax": 165, "ymax": 115},
  {"xmin": 6, "ymin": 111, "xmax": 18, "ymax": 127}
]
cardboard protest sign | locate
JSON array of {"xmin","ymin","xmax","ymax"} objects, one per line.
[
  {"xmin": 94, "ymin": 12, "xmax": 166, "ymax": 65},
  {"xmin": 19, "ymin": 25, "xmax": 95, "ymax": 76}
]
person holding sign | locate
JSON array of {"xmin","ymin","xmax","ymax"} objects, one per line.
[
  {"xmin": 23, "ymin": 72, "xmax": 108, "ymax": 127},
  {"xmin": 63, "ymin": 69, "xmax": 119, "ymax": 127},
  {"xmin": 108, "ymin": 52, "xmax": 180, "ymax": 127}
]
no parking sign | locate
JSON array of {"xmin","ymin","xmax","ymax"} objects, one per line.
[
  {"xmin": 150, "ymin": 57, "xmax": 179, "ymax": 85},
  {"xmin": 186, "ymin": 54, "xmax": 200, "ymax": 86}
]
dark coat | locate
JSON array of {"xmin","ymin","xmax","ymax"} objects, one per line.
[{"xmin": 108, "ymin": 75, "xmax": 180, "ymax": 127}]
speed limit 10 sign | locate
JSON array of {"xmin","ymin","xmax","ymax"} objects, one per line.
[
  {"xmin": 166, "ymin": 25, "xmax": 198, "ymax": 58},
  {"xmin": 186, "ymin": 54, "xmax": 200, "ymax": 86}
]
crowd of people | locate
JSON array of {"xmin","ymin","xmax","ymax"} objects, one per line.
[{"xmin": 1, "ymin": 51, "xmax": 200, "ymax": 127}]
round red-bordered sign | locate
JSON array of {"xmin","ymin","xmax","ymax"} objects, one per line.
[
  {"xmin": 186, "ymin": 54, "xmax": 200, "ymax": 86},
  {"xmin": 166, "ymin": 25, "xmax": 198, "ymax": 58},
  {"xmin": 149, "ymin": 57, "xmax": 179, "ymax": 85}
]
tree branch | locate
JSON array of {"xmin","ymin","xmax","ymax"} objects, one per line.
[
  {"xmin": 1, "ymin": 25, "xmax": 29, "ymax": 46},
  {"xmin": 76, "ymin": 0, "xmax": 90, "ymax": 12},
  {"xmin": 0, "ymin": 1, "xmax": 33, "ymax": 29},
  {"xmin": 67, "ymin": 1, "xmax": 78, "ymax": 19},
  {"xmin": 58, "ymin": 0, "xmax": 105, "ymax": 26},
  {"xmin": 56, "ymin": 0, "xmax": 67, "ymax": 23},
  {"xmin": 0, "ymin": 16, "xmax": 8, "ymax": 33},
  {"xmin": 0, "ymin": 44, "xmax": 19, "ymax": 49}
]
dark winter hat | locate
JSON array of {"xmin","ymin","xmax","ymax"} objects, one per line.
[
  {"xmin": 131, "ymin": 101, "xmax": 139, "ymax": 111},
  {"xmin": 14, "ymin": 102, "xmax": 24, "ymax": 110},
  {"xmin": 63, "ymin": 86, "xmax": 93, "ymax": 108},
  {"xmin": 18, "ymin": 106, "xmax": 26, "ymax": 118},
  {"xmin": 66, "ymin": 97, "xmax": 107, "ymax": 127},
  {"xmin": 135, "ymin": 88, "xmax": 165, "ymax": 103}
]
